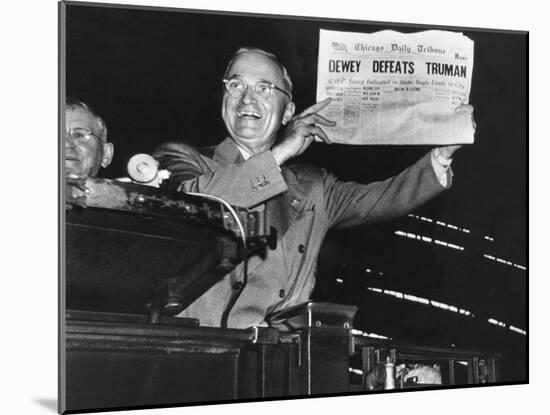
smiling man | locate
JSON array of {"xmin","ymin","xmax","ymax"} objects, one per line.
[
  {"xmin": 65, "ymin": 100, "xmax": 114, "ymax": 208},
  {"xmin": 153, "ymin": 47, "xmax": 474, "ymax": 329},
  {"xmin": 65, "ymin": 99, "xmax": 113, "ymax": 178},
  {"xmin": 220, "ymin": 50, "xmax": 296, "ymax": 156}
]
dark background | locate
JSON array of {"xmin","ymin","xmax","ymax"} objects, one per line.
[{"xmin": 64, "ymin": 2, "xmax": 527, "ymax": 382}]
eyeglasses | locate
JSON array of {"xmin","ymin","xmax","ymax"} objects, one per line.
[
  {"xmin": 66, "ymin": 127, "xmax": 102, "ymax": 144},
  {"xmin": 223, "ymin": 78, "xmax": 291, "ymax": 100}
]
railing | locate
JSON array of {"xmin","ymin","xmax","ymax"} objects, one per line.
[{"xmin": 351, "ymin": 335, "xmax": 499, "ymax": 390}]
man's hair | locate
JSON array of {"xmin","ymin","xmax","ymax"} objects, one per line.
[
  {"xmin": 66, "ymin": 98, "xmax": 109, "ymax": 142},
  {"xmin": 223, "ymin": 47, "xmax": 293, "ymax": 99}
]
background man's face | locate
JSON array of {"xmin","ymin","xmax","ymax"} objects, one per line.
[
  {"xmin": 65, "ymin": 106, "xmax": 108, "ymax": 177},
  {"xmin": 222, "ymin": 52, "xmax": 294, "ymax": 153}
]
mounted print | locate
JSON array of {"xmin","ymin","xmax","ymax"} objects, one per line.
[{"xmin": 59, "ymin": 1, "xmax": 527, "ymax": 413}]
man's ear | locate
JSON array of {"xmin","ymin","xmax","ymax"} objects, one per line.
[
  {"xmin": 101, "ymin": 143, "xmax": 114, "ymax": 168},
  {"xmin": 282, "ymin": 101, "xmax": 295, "ymax": 125}
]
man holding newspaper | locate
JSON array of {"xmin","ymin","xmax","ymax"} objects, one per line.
[{"xmin": 153, "ymin": 42, "xmax": 475, "ymax": 329}]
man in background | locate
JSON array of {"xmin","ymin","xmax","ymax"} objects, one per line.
[{"xmin": 65, "ymin": 99, "xmax": 113, "ymax": 206}]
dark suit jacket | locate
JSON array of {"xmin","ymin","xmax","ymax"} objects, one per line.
[{"xmin": 153, "ymin": 138, "xmax": 449, "ymax": 328}]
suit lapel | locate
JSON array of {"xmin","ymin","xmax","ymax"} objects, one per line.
[
  {"xmin": 266, "ymin": 166, "xmax": 313, "ymax": 240},
  {"xmin": 211, "ymin": 138, "xmax": 312, "ymax": 241},
  {"xmin": 213, "ymin": 137, "xmax": 244, "ymax": 166}
]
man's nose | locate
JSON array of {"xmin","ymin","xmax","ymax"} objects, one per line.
[
  {"xmin": 65, "ymin": 134, "xmax": 76, "ymax": 149},
  {"xmin": 240, "ymin": 85, "xmax": 257, "ymax": 104}
]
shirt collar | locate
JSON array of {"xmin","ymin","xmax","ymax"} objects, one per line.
[{"xmin": 235, "ymin": 143, "xmax": 253, "ymax": 160}]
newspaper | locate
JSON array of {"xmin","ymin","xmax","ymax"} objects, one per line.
[{"xmin": 316, "ymin": 29, "xmax": 475, "ymax": 145}]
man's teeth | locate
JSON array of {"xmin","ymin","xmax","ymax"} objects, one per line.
[{"xmin": 237, "ymin": 110, "xmax": 261, "ymax": 118}]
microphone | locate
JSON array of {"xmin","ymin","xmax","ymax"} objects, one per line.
[{"xmin": 126, "ymin": 153, "xmax": 170, "ymax": 187}]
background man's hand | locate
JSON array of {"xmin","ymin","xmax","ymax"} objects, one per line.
[
  {"xmin": 438, "ymin": 104, "xmax": 476, "ymax": 159},
  {"xmin": 271, "ymin": 98, "xmax": 336, "ymax": 165},
  {"xmin": 66, "ymin": 172, "xmax": 89, "ymax": 209}
]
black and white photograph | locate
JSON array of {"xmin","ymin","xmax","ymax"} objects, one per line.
[
  {"xmin": 5, "ymin": 0, "xmax": 549, "ymax": 413},
  {"xmin": 57, "ymin": 1, "xmax": 529, "ymax": 413}
]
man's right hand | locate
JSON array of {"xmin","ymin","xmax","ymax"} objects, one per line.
[
  {"xmin": 66, "ymin": 173, "xmax": 89, "ymax": 209},
  {"xmin": 271, "ymin": 98, "xmax": 336, "ymax": 166}
]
